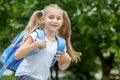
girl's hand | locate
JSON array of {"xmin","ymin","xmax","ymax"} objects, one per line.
[
  {"xmin": 55, "ymin": 51, "xmax": 71, "ymax": 63},
  {"xmin": 55, "ymin": 51, "xmax": 71, "ymax": 70},
  {"xmin": 36, "ymin": 39, "xmax": 46, "ymax": 49}
]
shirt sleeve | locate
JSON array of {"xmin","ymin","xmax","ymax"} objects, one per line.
[{"xmin": 29, "ymin": 31, "xmax": 37, "ymax": 42}]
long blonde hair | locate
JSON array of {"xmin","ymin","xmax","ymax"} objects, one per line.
[{"xmin": 23, "ymin": 4, "xmax": 81, "ymax": 62}]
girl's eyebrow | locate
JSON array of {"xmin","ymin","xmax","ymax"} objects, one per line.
[{"xmin": 48, "ymin": 15, "xmax": 62, "ymax": 17}]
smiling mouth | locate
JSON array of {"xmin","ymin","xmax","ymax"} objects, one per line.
[{"xmin": 51, "ymin": 25, "xmax": 58, "ymax": 27}]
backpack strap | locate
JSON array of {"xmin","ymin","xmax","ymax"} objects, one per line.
[
  {"xmin": 56, "ymin": 35, "xmax": 66, "ymax": 53},
  {"xmin": 1, "ymin": 30, "xmax": 25, "ymax": 64},
  {"xmin": 51, "ymin": 35, "xmax": 66, "ymax": 67},
  {"xmin": 0, "ymin": 55, "xmax": 14, "ymax": 77},
  {"xmin": 35, "ymin": 29, "xmax": 45, "ymax": 40}
]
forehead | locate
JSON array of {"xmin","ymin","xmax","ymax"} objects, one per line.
[{"xmin": 45, "ymin": 7, "xmax": 63, "ymax": 16}]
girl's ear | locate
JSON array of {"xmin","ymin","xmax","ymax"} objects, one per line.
[{"xmin": 40, "ymin": 17, "xmax": 45, "ymax": 24}]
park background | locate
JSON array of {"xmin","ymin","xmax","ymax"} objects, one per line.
[{"xmin": 0, "ymin": 0, "xmax": 120, "ymax": 80}]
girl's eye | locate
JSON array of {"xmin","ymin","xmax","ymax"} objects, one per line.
[
  {"xmin": 57, "ymin": 17, "xmax": 62, "ymax": 20},
  {"xmin": 49, "ymin": 16, "xmax": 54, "ymax": 19}
]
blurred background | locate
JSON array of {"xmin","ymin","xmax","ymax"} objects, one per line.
[{"xmin": 0, "ymin": 0, "xmax": 120, "ymax": 80}]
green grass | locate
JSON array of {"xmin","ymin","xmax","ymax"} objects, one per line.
[{"xmin": 0, "ymin": 76, "xmax": 15, "ymax": 80}]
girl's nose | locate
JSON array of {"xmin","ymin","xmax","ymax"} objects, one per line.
[{"xmin": 53, "ymin": 19, "xmax": 58, "ymax": 23}]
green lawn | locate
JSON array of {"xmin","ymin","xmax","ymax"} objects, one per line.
[{"xmin": 0, "ymin": 76, "xmax": 15, "ymax": 80}]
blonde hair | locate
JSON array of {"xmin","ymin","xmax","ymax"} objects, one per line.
[
  {"xmin": 23, "ymin": 4, "xmax": 81, "ymax": 62},
  {"xmin": 58, "ymin": 9, "xmax": 81, "ymax": 63}
]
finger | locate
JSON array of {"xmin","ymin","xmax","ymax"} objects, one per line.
[
  {"xmin": 60, "ymin": 52, "xmax": 64, "ymax": 55},
  {"xmin": 55, "ymin": 56, "xmax": 64, "ymax": 61},
  {"xmin": 57, "ymin": 51, "xmax": 64, "ymax": 55}
]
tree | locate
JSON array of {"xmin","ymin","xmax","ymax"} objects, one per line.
[{"xmin": 70, "ymin": 0, "xmax": 120, "ymax": 80}]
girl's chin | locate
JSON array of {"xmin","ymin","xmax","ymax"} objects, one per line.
[
  {"xmin": 49, "ymin": 28, "xmax": 59, "ymax": 31},
  {"xmin": 47, "ymin": 28, "xmax": 58, "ymax": 32},
  {"xmin": 46, "ymin": 27, "xmax": 60, "ymax": 32},
  {"xmin": 51, "ymin": 29, "xmax": 58, "ymax": 32}
]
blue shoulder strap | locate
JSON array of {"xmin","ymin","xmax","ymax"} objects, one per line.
[
  {"xmin": 35, "ymin": 29, "xmax": 45, "ymax": 40},
  {"xmin": 56, "ymin": 35, "xmax": 66, "ymax": 52},
  {"xmin": 51, "ymin": 35, "xmax": 66, "ymax": 67}
]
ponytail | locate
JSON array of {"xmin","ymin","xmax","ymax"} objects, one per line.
[
  {"xmin": 59, "ymin": 11, "xmax": 81, "ymax": 62},
  {"xmin": 22, "ymin": 10, "xmax": 44, "ymax": 43},
  {"xmin": 58, "ymin": 11, "xmax": 71, "ymax": 39}
]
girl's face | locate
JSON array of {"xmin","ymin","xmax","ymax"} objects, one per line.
[{"xmin": 43, "ymin": 7, "xmax": 63, "ymax": 32}]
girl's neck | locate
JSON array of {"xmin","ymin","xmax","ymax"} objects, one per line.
[{"xmin": 44, "ymin": 29, "xmax": 56, "ymax": 42}]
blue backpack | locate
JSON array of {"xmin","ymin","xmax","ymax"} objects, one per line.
[{"xmin": 0, "ymin": 29, "xmax": 66, "ymax": 77}]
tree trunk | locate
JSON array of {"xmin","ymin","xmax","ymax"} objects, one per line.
[
  {"xmin": 102, "ymin": 63, "xmax": 111, "ymax": 80},
  {"xmin": 97, "ymin": 51, "xmax": 114, "ymax": 80}
]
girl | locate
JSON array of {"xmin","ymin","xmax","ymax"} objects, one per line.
[{"xmin": 14, "ymin": 4, "xmax": 80, "ymax": 80}]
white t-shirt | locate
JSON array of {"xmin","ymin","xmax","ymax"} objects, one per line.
[{"xmin": 15, "ymin": 32, "xmax": 57, "ymax": 80}]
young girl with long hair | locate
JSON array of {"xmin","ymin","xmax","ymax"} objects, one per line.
[{"xmin": 14, "ymin": 4, "xmax": 80, "ymax": 80}]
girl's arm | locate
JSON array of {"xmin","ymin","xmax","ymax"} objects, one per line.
[
  {"xmin": 14, "ymin": 36, "xmax": 46, "ymax": 60},
  {"xmin": 55, "ymin": 52, "xmax": 71, "ymax": 70}
]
